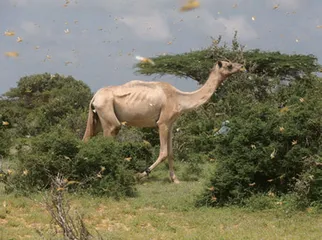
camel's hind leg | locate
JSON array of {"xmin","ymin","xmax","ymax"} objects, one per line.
[
  {"xmin": 95, "ymin": 101, "xmax": 121, "ymax": 138},
  {"xmin": 100, "ymin": 117, "xmax": 120, "ymax": 138}
]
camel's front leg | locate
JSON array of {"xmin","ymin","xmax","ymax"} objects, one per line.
[
  {"xmin": 140, "ymin": 124, "xmax": 169, "ymax": 178},
  {"xmin": 167, "ymin": 127, "xmax": 180, "ymax": 184}
]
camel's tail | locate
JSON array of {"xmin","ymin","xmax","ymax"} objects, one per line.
[{"xmin": 82, "ymin": 99, "xmax": 98, "ymax": 142}]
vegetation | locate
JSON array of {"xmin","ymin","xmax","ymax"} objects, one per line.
[
  {"xmin": 2, "ymin": 129, "xmax": 154, "ymax": 199},
  {"xmin": 135, "ymin": 33, "xmax": 322, "ymax": 208},
  {"xmin": 1, "ymin": 165, "xmax": 322, "ymax": 239},
  {"xmin": 135, "ymin": 33, "xmax": 320, "ymax": 84},
  {"xmin": 0, "ymin": 33, "xmax": 321, "ymax": 221},
  {"xmin": 1, "ymin": 73, "xmax": 91, "ymax": 138},
  {"xmin": 196, "ymin": 74, "xmax": 322, "ymax": 207}
]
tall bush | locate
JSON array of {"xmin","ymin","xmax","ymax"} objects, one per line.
[
  {"xmin": 2, "ymin": 73, "xmax": 92, "ymax": 137},
  {"xmin": 196, "ymin": 76, "xmax": 322, "ymax": 207}
]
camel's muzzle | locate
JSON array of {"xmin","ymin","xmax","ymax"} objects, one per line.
[{"xmin": 239, "ymin": 66, "xmax": 247, "ymax": 72}]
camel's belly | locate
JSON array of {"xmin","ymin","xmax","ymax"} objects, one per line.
[
  {"xmin": 113, "ymin": 101, "xmax": 161, "ymax": 127},
  {"xmin": 111, "ymin": 83, "xmax": 167, "ymax": 127}
]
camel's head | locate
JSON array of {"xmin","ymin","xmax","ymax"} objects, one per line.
[{"xmin": 212, "ymin": 60, "xmax": 246, "ymax": 78}]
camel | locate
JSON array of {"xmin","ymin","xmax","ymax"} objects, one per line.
[{"xmin": 82, "ymin": 60, "xmax": 246, "ymax": 183}]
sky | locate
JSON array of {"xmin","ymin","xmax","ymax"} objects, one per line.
[{"xmin": 0, "ymin": 0, "xmax": 322, "ymax": 95}]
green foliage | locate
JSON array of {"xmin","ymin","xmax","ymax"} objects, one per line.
[
  {"xmin": 58, "ymin": 109, "xmax": 89, "ymax": 139},
  {"xmin": 139, "ymin": 127, "xmax": 160, "ymax": 147},
  {"xmin": 133, "ymin": 33, "xmax": 321, "ymax": 208},
  {"xmin": 180, "ymin": 158, "xmax": 204, "ymax": 181},
  {"xmin": 0, "ymin": 109, "xmax": 13, "ymax": 158},
  {"xmin": 173, "ymin": 108, "xmax": 216, "ymax": 162},
  {"xmin": 135, "ymin": 48, "xmax": 213, "ymax": 83},
  {"xmin": 243, "ymin": 194, "xmax": 276, "ymax": 211},
  {"xmin": 171, "ymin": 72, "xmax": 274, "ymax": 164},
  {"xmin": 243, "ymin": 50, "xmax": 319, "ymax": 77},
  {"xmin": 5, "ymin": 73, "xmax": 90, "ymax": 106},
  {"xmin": 135, "ymin": 32, "xmax": 320, "ymax": 84},
  {"xmin": 3, "ymin": 129, "xmax": 153, "ymax": 199},
  {"xmin": 3, "ymin": 128, "xmax": 81, "ymax": 194},
  {"xmin": 196, "ymin": 76, "xmax": 322, "ymax": 208},
  {"xmin": 74, "ymin": 136, "xmax": 153, "ymax": 198},
  {"xmin": 0, "ymin": 128, "xmax": 12, "ymax": 158},
  {"xmin": 1, "ymin": 32, "xmax": 321, "ymax": 211},
  {"xmin": 0, "ymin": 72, "xmax": 157, "ymax": 199},
  {"xmin": 1, "ymin": 73, "xmax": 92, "ymax": 137}
]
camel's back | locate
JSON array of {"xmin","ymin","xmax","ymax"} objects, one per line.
[
  {"xmin": 112, "ymin": 80, "xmax": 175, "ymax": 103},
  {"xmin": 121, "ymin": 80, "xmax": 175, "ymax": 92}
]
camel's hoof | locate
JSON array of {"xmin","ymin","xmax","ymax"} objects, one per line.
[
  {"xmin": 136, "ymin": 172, "xmax": 147, "ymax": 180},
  {"xmin": 171, "ymin": 178, "xmax": 180, "ymax": 184}
]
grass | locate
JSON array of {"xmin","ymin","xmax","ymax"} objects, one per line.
[{"xmin": 1, "ymin": 163, "xmax": 322, "ymax": 240}]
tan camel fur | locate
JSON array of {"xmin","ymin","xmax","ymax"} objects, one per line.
[{"xmin": 82, "ymin": 60, "xmax": 246, "ymax": 183}]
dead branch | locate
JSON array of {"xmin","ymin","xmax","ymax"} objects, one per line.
[{"xmin": 43, "ymin": 173, "xmax": 99, "ymax": 240}]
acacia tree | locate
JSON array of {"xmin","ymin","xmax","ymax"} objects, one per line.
[
  {"xmin": 135, "ymin": 34, "xmax": 322, "ymax": 208},
  {"xmin": 135, "ymin": 32, "xmax": 320, "ymax": 84}
]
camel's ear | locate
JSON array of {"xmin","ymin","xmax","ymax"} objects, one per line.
[{"xmin": 217, "ymin": 61, "xmax": 223, "ymax": 68}]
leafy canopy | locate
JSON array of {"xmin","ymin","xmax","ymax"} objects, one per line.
[
  {"xmin": 1, "ymin": 73, "xmax": 92, "ymax": 137},
  {"xmin": 135, "ymin": 32, "xmax": 320, "ymax": 84}
]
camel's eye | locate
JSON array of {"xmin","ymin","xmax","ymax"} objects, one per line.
[{"xmin": 227, "ymin": 64, "xmax": 233, "ymax": 70}]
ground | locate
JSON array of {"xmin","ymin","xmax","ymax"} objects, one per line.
[{"xmin": 1, "ymin": 163, "xmax": 322, "ymax": 240}]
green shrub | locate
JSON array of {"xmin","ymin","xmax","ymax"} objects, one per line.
[
  {"xmin": 244, "ymin": 194, "xmax": 276, "ymax": 211},
  {"xmin": 58, "ymin": 109, "xmax": 89, "ymax": 139},
  {"xmin": 196, "ymin": 76, "xmax": 322, "ymax": 208},
  {"xmin": 139, "ymin": 127, "xmax": 160, "ymax": 147},
  {"xmin": 3, "ymin": 129, "xmax": 81, "ymax": 193},
  {"xmin": 172, "ymin": 107, "xmax": 219, "ymax": 163},
  {"xmin": 3, "ymin": 129, "xmax": 153, "ymax": 199},
  {"xmin": 2, "ymin": 73, "xmax": 92, "ymax": 137},
  {"xmin": 181, "ymin": 159, "xmax": 204, "ymax": 181},
  {"xmin": 0, "ymin": 129, "xmax": 11, "ymax": 158},
  {"xmin": 116, "ymin": 126, "xmax": 145, "ymax": 143},
  {"xmin": 0, "ymin": 106, "xmax": 14, "ymax": 157}
]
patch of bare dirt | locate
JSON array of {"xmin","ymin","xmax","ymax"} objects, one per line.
[
  {"xmin": 0, "ymin": 218, "xmax": 8, "ymax": 224},
  {"xmin": 95, "ymin": 218, "xmax": 130, "ymax": 232}
]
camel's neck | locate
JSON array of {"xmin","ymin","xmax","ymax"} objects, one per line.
[{"xmin": 177, "ymin": 71, "xmax": 224, "ymax": 112}]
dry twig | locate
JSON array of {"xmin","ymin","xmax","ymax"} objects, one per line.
[{"xmin": 42, "ymin": 174, "xmax": 103, "ymax": 240}]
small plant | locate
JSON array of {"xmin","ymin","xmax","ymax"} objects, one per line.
[
  {"xmin": 0, "ymin": 127, "xmax": 12, "ymax": 158},
  {"xmin": 41, "ymin": 174, "xmax": 103, "ymax": 240},
  {"xmin": 244, "ymin": 193, "xmax": 276, "ymax": 211},
  {"xmin": 180, "ymin": 154, "xmax": 204, "ymax": 181}
]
